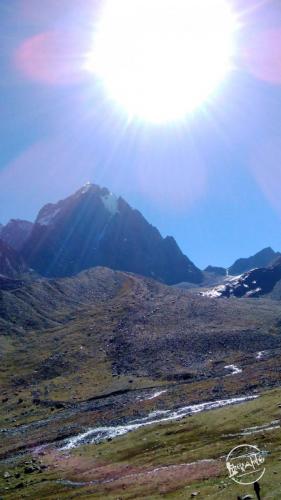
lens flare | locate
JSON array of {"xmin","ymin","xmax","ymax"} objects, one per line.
[{"xmin": 86, "ymin": 0, "xmax": 237, "ymax": 123}]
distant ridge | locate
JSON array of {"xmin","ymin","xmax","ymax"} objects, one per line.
[
  {"xmin": 229, "ymin": 247, "xmax": 281, "ymax": 275},
  {"xmin": 202, "ymin": 256, "xmax": 281, "ymax": 299}
]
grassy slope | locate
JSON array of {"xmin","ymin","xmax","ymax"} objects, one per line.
[
  {"xmin": 1, "ymin": 387, "xmax": 281, "ymax": 498},
  {"xmin": 1, "ymin": 267, "xmax": 281, "ymax": 497}
]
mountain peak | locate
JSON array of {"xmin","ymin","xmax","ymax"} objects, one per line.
[
  {"xmin": 229, "ymin": 247, "xmax": 281, "ymax": 276},
  {"xmin": 21, "ymin": 184, "xmax": 202, "ymax": 285},
  {"xmin": 74, "ymin": 183, "xmax": 119, "ymax": 215},
  {"xmin": 76, "ymin": 182, "xmax": 102, "ymax": 196}
]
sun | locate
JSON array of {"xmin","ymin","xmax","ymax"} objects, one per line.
[{"xmin": 87, "ymin": 0, "xmax": 237, "ymax": 123}]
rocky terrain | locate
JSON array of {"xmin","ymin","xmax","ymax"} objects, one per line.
[
  {"xmin": 0, "ymin": 272, "xmax": 281, "ymax": 497},
  {"xmin": 0, "ymin": 219, "xmax": 33, "ymax": 251},
  {"xmin": 1, "ymin": 268, "xmax": 281, "ymax": 430},
  {"xmin": 0, "ymin": 240, "xmax": 28, "ymax": 279}
]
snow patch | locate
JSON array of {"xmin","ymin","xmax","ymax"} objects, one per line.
[
  {"xmin": 245, "ymin": 287, "xmax": 262, "ymax": 297},
  {"xmin": 101, "ymin": 192, "xmax": 119, "ymax": 215},
  {"xmin": 81, "ymin": 182, "xmax": 92, "ymax": 194},
  {"xmin": 200, "ymin": 285, "xmax": 225, "ymax": 298},
  {"xmin": 224, "ymin": 364, "xmax": 242, "ymax": 376},
  {"xmin": 256, "ymin": 350, "xmax": 267, "ymax": 360}
]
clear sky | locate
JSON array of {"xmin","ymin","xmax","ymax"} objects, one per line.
[{"xmin": 1, "ymin": 0, "xmax": 281, "ymax": 269}]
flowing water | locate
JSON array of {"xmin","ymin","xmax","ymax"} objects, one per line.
[{"xmin": 61, "ymin": 394, "xmax": 258, "ymax": 450}]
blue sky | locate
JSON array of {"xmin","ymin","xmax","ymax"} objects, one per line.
[{"xmin": 1, "ymin": 0, "xmax": 281, "ymax": 269}]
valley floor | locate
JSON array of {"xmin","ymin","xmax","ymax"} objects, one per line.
[{"xmin": 1, "ymin": 385, "xmax": 281, "ymax": 499}]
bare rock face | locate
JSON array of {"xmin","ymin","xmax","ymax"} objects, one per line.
[
  {"xmin": 0, "ymin": 219, "xmax": 33, "ymax": 251},
  {"xmin": 0, "ymin": 239, "xmax": 28, "ymax": 278},
  {"xmin": 21, "ymin": 183, "xmax": 202, "ymax": 285}
]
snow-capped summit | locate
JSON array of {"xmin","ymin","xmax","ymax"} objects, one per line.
[
  {"xmin": 21, "ymin": 183, "xmax": 202, "ymax": 285},
  {"xmin": 101, "ymin": 191, "xmax": 119, "ymax": 215},
  {"xmin": 80, "ymin": 181, "xmax": 93, "ymax": 195},
  {"xmin": 76, "ymin": 183, "xmax": 119, "ymax": 215}
]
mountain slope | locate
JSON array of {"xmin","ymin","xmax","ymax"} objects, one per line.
[
  {"xmin": 2, "ymin": 266, "xmax": 281, "ymax": 494},
  {"xmin": 0, "ymin": 239, "xmax": 28, "ymax": 279},
  {"xmin": 0, "ymin": 219, "xmax": 33, "ymax": 251},
  {"xmin": 22, "ymin": 183, "xmax": 202, "ymax": 285},
  {"xmin": 202, "ymin": 257, "xmax": 281, "ymax": 298},
  {"xmin": 229, "ymin": 247, "xmax": 280, "ymax": 275},
  {"xmin": 2, "ymin": 266, "xmax": 281, "ymax": 383}
]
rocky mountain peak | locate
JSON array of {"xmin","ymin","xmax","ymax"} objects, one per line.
[
  {"xmin": 21, "ymin": 184, "xmax": 203, "ymax": 285},
  {"xmin": 229, "ymin": 246, "xmax": 281, "ymax": 276}
]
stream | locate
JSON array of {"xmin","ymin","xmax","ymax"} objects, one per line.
[{"xmin": 61, "ymin": 394, "xmax": 258, "ymax": 450}]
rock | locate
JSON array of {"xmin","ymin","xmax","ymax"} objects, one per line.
[
  {"xmin": 15, "ymin": 482, "xmax": 24, "ymax": 489},
  {"xmin": 3, "ymin": 472, "xmax": 11, "ymax": 479},
  {"xmin": 24, "ymin": 466, "xmax": 36, "ymax": 474}
]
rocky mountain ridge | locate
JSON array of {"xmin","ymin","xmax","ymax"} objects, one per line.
[
  {"xmin": 229, "ymin": 246, "xmax": 281, "ymax": 275},
  {"xmin": 202, "ymin": 257, "xmax": 281, "ymax": 298},
  {"xmin": 20, "ymin": 183, "xmax": 202, "ymax": 285},
  {"xmin": 0, "ymin": 219, "xmax": 33, "ymax": 251}
]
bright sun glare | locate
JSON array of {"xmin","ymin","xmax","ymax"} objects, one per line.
[{"xmin": 87, "ymin": 0, "xmax": 237, "ymax": 123}]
